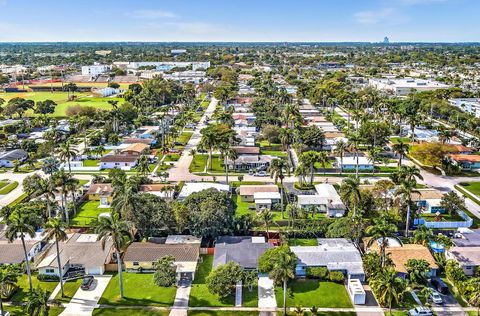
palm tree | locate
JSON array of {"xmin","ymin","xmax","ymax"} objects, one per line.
[
  {"xmin": 283, "ymin": 104, "xmax": 301, "ymax": 129},
  {"xmin": 41, "ymin": 157, "xmax": 59, "ymax": 175},
  {"xmin": 0, "ymin": 265, "xmax": 19, "ymax": 316},
  {"xmin": 271, "ymin": 246, "xmax": 297, "ymax": 315},
  {"xmin": 44, "ymin": 217, "xmax": 68, "ymax": 297},
  {"xmin": 5, "ymin": 210, "xmax": 37, "ymax": 291},
  {"xmin": 395, "ymin": 179, "xmax": 419, "ymax": 237},
  {"xmin": 136, "ymin": 154, "xmax": 150, "ymax": 176},
  {"xmin": 268, "ymin": 158, "xmax": 288, "ymax": 218},
  {"xmin": 294, "ymin": 163, "xmax": 307, "ymax": 187},
  {"xmin": 300, "ymin": 151, "xmax": 319, "ymax": 186},
  {"xmin": 25, "ymin": 287, "xmax": 50, "ymax": 316},
  {"xmin": 333, "ymin": 139, "xmax": 348, "ymax": 175},
  {"xmin": 279, "ymin": 128, "xmax": 294, "ymax": 151},
  {"xmin": 52, "ymin": 170, "xmax": 76, "ymax": 223},
  {"xmin": 57, "ymin": 141, "xmax": 78, "ymax": 174},
  {"xmin": 111, "ymin": 179, "xmax": 139, "ymax": 220},
  {"xmin": 370, "ymin": 267, "xmax": 407, "ymax": 313},
  {"xmin": 412, "ymin": 225, "xmax": 433, "ymax": 247},
  {"xmin": 347, "ymin": 132, "xmax": 362, "ymax": 178},
  {"xmin": 66, "ymin": 178, "xmax": 80, "ymax": 217},
  {"xmin": 258, "ymin": 208, "xmax": 274, "ymax": 240},
  {"xmin": 94, "ymin": 213, "xmax": 133, "ymax": 298},
  {"xmin": 317, "ymin": 151, "xmax": 329, "ymax": 175},
  {"xmin": 218, "ymin": 142, "xmax": 237, "ymax": 184},
  {"xmin": 366, "ymin": 216, "xmax": 400, "ymax": 267},
  {"xmin": 392, "ymin": 141, "xmax": 409, "ymax": 169},
  {"xmin": 341, "ymin": 176, "xmax": 361, "ymax": 218},
  {"xmin": 199, "ymin": 129, "xmax": 217, "ymax": 171}
]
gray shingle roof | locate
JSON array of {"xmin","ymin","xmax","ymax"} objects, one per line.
[{"xmin": 213, "ymin": 236, "xmax": 273, "ymax": 269}]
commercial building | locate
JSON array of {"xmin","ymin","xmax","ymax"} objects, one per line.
[{"xmin": 369, "ymin": 77, "xmax": 450, "ymax": 96}]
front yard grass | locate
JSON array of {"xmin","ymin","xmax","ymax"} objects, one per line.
[
  {"xmin": 71, "ymin": 200, "xmax": 107, "ymax": 227},
  {"xmin": 176, "ymin": 131, "xmax": 194, "ymax": 146},
  {"xmin": 189, "ymin": 255, "xmax": 234, "ymax": 307},
  {"xmin": 189, "ymin": 154, "xmax": 224, "ymax": 173},
  {"xmin": 5, "ymin": 306, "xmax": 64, "ymax": 316},
  {"xmin": 55, "ymin": 278, "xmax": 82, "ymax": 303},
  {"xmin": 83, "ymin": 159, "xmax": 100, "ymax": 167},
  {"xmin": 93, "ymin": 308, "xmax": 169, "ymax": 316},
  {"xmin": 275, "ymin": 280, "xmax": 352, "ymax": 308},
  {"xmin": 10, "ymin": 274, "xmax": 58, "ymax": 303},
  {"xmin": 99, "ymin": 272, "xmax": 176, "ymax": 306},
  {"xmin": 0, "ymin": 181, "xmax": 18, "ymax": 194},
  {"xmin": 458, "ymin": 181, "xmax": 480, "ymax": 197}
]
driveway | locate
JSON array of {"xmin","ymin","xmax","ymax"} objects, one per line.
[
  {"xmin": 169, "ymin": 279, "xmax": 192, "ymax": 316},
  {"xmin": 60, "ymin": 275, "xmax": 111, "ymax": 316},
  {"xmin": 258, "ymin": 274, "xmax": 276, "ymax": 309}
]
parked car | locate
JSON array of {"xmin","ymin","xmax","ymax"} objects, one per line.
[
  {"xmin": 431, "ymin": 277, "xmax": 449, "ymax": 295},
  {"xmin": 429, "ymin": 290, "xmax": 443, "ymax": 304},
  {"xmin": 81, "ymin": 276, "xmax": 94, "ymax": 290},
  {"xmin": 248, "ymin": 170, "xmax": 254, "ymax": 175},
  {"xmin": 408, "ymin": 307, "xmax": 433, "ymax": 316},
  {"xmin": 255, "ymin": 171, "xmax": 267, "ymax": 177}
]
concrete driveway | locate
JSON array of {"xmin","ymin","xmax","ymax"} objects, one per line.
[
  {"xmin": 169, "ymin": 279, "xmax": 192, "ymax": 316},
  {"xmin": 60, "ymin": 275, "xmax": 111, "ymax": 316},
  {"xmin": 258, "ymin": 274, "xmax": 276, "ymax": 309}
]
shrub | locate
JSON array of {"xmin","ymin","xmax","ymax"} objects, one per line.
[
  {"xmin": 306, "ymin": 267, "xmax": 329, "ymax": 280},
  {"xmin": 37, "ymin": 274, "xmax": 60, "ymax": 282},
  {"xmin": 328, "ymin": 271, "xmax": 345, "ymax": 283}
]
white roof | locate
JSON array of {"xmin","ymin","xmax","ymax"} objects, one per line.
[
  {"xmin": 178, "ymin": 182, "xmax": 230, "ymax": 200},
  {"xmin": 253, "ymin": 192, "xmax": 281, "ymax": 200},
  {"xmin": 297, "ymin": 195, "xmax": 328, "ymax": 205},
  {"xmin": 336, "ymin": 156, "xmax": 372, "ymax": 166}
]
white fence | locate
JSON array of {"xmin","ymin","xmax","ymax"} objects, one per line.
[{"xmin": 414, "ymin": 211, "xmax": 473, "ymax": 229}]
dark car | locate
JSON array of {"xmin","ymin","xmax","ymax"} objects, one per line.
[
  {"xmin": 81, "ymin": 276, "xmax": 94, "ymax": 290},
  {"xmin": 431, "ymin": 277, "xmax": 449, "ymax": 295}
]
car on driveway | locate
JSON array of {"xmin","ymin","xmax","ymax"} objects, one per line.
[
  {"xmin": 429, "ymin": 290, "xmax": 443, "ymax": 304},
  {"xmin": 255, "ymin": 171, "xmax": 267, "ymax": 177},
  {"xmin": 81, "ymin": 276, "xmax": 94, "ymax": 290},
  {"xmin": 408, "ymin": 307, "xmax": 433, "ymax": 316}
]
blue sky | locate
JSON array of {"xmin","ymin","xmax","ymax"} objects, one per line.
[{"xmin": 0, "ymin": 0, "xmax": 478, "ymax": 42}]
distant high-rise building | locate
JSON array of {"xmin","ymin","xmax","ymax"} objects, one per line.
[{"xmin": 383, "ymin": 36, "xmax": 390, "ymax": 44}]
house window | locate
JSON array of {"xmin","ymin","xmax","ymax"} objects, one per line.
[
  {"xmin": 133, "ymin": 262, "xmax": 139, "ymax": 266},
  {"xmin": 465, "ymin": 266, "xmax": 472, "ymax": 270},
  {"xmin": 125, "ymin": 163, "xmax": 128, "ymax": 166},
  {"xmin": 46, "ymin": 269, "xmax": 55, "ymax": 274}
]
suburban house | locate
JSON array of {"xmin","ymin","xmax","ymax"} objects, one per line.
[
  {"xmin": 36, "ymin": 233, "xmax": 113, "ymax": 277},
  {"xmin": 446, "ymin": 228, "xmax": 480, "ymax": 276},
  {"xmin": 131, "ymin": 126, "xmax": 159, "ymax": 139},
  {"xmin": 227, "ymin": 154, "xmax": 274, "ymax": 171},
  {"xmin": 0, "ymin": 230, "xmax": 44, "ymax": 265},
  {"xmin": 296, "ymin": 184, "xmax": 346, "ymax": 217},
  {"xmin": 87, "ymin": 183, "xmax": 175, "ymax": 207},
  {"xmin": 335, "ymin": 156, "xmax": 373, "ymax": 171},
  {"xmin": 253, "ymin": 191, "xmax": 281, "ymax": 210},
  {"xmin": 0, "ymin": 149, "xmax": 28, "ymax": 167},
  {"xmin": 213, "ymin": 236, "xmax": 273, "ymax": 270},
  {"xmin": 232, "ymin": 146, "xmax": 260, "ymax": 156},
  {"xmin": 367, "ymin": 239, "xmax": 438, "ymax": 277},
  {"xmin": 177, "ymin": 182, "xmax": 230, "ymax": 201},
  {"xmin": 291, "ymin": 238, "xmax": 365, "ymax": 281},
  {"xmin": 100, "ymin": 154, "xmax": 138, "ymax": 170},
  {"xmin": 123, "ymin": 138, "xmax": 154, "ymax": 146},
  {"xmin": 449, "ymin": 154, "xmax": 480, "ymax": 171},
  {"xmin": 123, "ymin": 238, "xmax": 200, "ymax": 280},
  {"xmin": 413, "ymin": 189, "xmax": 446, "ymax": 214},
  {"xmin": 238, "ymin": 184, "xmax": 279, "ymax": 202},
  {"xmin": 120, "ymin": 143, "xmax": 151, "ymax": 156}
]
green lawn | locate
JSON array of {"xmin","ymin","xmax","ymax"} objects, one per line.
[
  {"xmin": 419, "ymin": 212, "xmax": 465, "ymax": 222},
  {"xmin": 71, "ymin": 200, "xmax": 107, "ymax": 226},
  {"xmin": 176, "ymin": 131, "xmax": 194, "ymax": 146},
  {"xmin": 390, "ymin": 137, "xmax": 411, "ymax": 144},
  {"xmin": 99, "ymin": 273, "xmax": 176, "ymax": 306},
  {"xmin": 314, "ymin": 159, "xmax": 335, "ymax": 169},
  {"xmin": 0, "ymin": 181, "xmax": 18, "ymax": 194},
  {"xmin": 188, "ymin": 312, "xmax": 259, "ymax": 316},
  {"xmin": 55, "ymin": 278, "xmax": 82, "ymax": 303},
  {"xmin": 190, "ymin": 154, "xmax": 225, "ymax": 173},
  {"xmin": 459, "ymin": 182, "xmax": 480, "ymax": 197},
  {"xmin": 83, "ymin": 159, "xmax": 100, "ymax": 167},
  {"xmin": 5, "ymin": 306, "xmax": 64, "ymax": 316},
  {"xmin": 275, "ymin": 280, "xmax": 352, "ymax": 308},
  {"xmin": 10, "ymin": 274, "xmax": 58, "ymax": 303},
  {"xmin": 261, "ymin": 150, "xmax": 288, "ymax": 158},
  {"xmin": 287, "ymin": 238, "xmax": 318, "ymax": 246},
  {"xmin": 164, "ymin": 153, "xmax": 180, "ymax": 162},
  {"xmin": 242, "ymin": 285, "xmax": 258, "ymax": 307},
  {"xmin": 93, "ymin": 308, "xmax": 169, "ymax": 316},
  {"xmin": 233, "ymin": 194, "xmax": 254, "ymax": 217},
  {"xmin": 189, "ymin": 255, "xmax": 235, "ymax": 307},
  {"xmin": 8, "ymin": 192, "xmax": 28, "ymax": 206}
]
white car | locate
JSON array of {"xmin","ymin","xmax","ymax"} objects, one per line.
[
  {"xmin": 255, "ymin": 171, "xmax": 267, "ymax": 177},
  {"xmin": 430, "ymin": 290, "xmax": 443, "ymax": 304},
  {"xmin": 408, "ymin": 307, "xmax": 433, "ymax": 316}
]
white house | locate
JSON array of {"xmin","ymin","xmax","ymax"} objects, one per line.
[
  {"xmin": 449, "ymin": 98, "xmax": 480, "ymax": 118},
  {"xmin": 81, "ymin": 64, "xmax": 112, "ymax": 76},
  {"xmin": 100, "ymin": 155, "xmax": 138, "ymax": 170},
  {"xmin": 335, "ymin": 156, "xmax": 373, "ymax": 171},
  {"xmin": 0, "ymin": 149, "xmax": 28, "ymax": 167},
  {"xmin": 254, "ymin": 191, "xmax": 281, "ymax": 210}
]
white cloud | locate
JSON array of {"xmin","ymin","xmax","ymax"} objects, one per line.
[
  {"xmin": 354, "ymin": 8, "xmax": 397, "ymax": 24},
  {"xmin": 129, "ymin": 9, "xmax": 177, "ymax": 19}
]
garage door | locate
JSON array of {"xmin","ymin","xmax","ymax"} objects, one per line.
[{"xmin": 86, "ymin": 266, "xmax": 104, "ymax": 275}]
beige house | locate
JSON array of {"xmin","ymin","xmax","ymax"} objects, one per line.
[{"xmin": 238, "ymin": 184, "xmax": 278, "ymax": 202}]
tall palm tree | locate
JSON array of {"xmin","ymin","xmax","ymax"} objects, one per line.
[
  {"xmin": 300, "ymin": 151, "xmax": 319, "ymax": 186},
  {"xmin": 271, "ymin": 246, "xmax": 297, "ymax": 315},
  {"xmin": 317, "ymin": 151, "xmax": 329, "ymax": 175},
  {"xmin": 392, "ymin": 141, "xmax": 410, "ymax": 169},
  {"xmin": 396, "ymin": 179, "xmax": 419, "ymax": 237},
  {"xmin": 334, "ymin": 139, "xmax": 348, "ymax": 175},
  {"xmin": 136, "ymin": 154, "xmax": 150, "ymax": 176},
  {"xmin": 41, "ymin": 157, "xmax": 59, "ymax": 176},
  {"xmin": 57, "ymin": 141, "xmax": 78, "ymax": 174},
  {"xmin": 347, "ymin": 132, "xmax": 362, "ymax": 178},
  {"xmin": 45, "ymin": 217, "xmax": 68, "ymax": 297},
  {"xmin": 25, "ymin": 287, "xmax": 50, "ymax": 316},
  {"xmin": 199, "ymin": 129, "xmax": 218, "ymax": 171},
  {"xmin": 0, "ymin": 265, "xmax": 19, "ymax": 316},
  {"xmin": 268, "ymin": 158, "xmax": 288, "ymax": 218},
  {"xmin": 412, "ymin": 225, "xmax": 433, "ymax": 246},
  {"xmin": 218, "ymin": 142, "xmax": 237, "ymax": 184},
  {"xmin": 111, "ymin": 179, "xmax": 139, "ymax": 221},
  {"xmin": 294, "ymin": 163, "xmax": 307, "ymax": 187},
  {"xmin": 66, "ymin": 178, "xmax": 80, "ymax": 217},
  {"xmin": 370, "ymin": 267, "xmax": 407, "ymax": 313},
  {"xmin": 366, "ymin": 216, "xmax": 400, "ymax": 267},
  {"xmin": 279, "ymin": 128, "xmax": 294, "ymax": 151},
  {"xmin": 5, "ymin": 210, "xmax": 37, "ymax": 291},
  {"xmin": 341, "ymin": 176, "xmax": 361, "ymax": 218},
  {"xmin": 258, "ymin": 208, "xmax": 274, "ymax": 240},
  {"xmin": 94, "ymin": 213, "xmax": 133, "ymax": 298},
  {"xmin": 283, "ymin": 104, "xmax": 301, "ymax": 129},
  {"xmin": 52, "ymin": 170, "xmax": 76, "ymax": 223}
]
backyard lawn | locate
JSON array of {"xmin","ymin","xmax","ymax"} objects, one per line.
[
  {"xmin": 189, "ymin": 255, "xmax": 235, "ymax": 307},
  {"xmin": 10, "ymin": 274, "xmax": 58, "ymax": 302},
  {"xmin": 93, "ymin": 308, "xmax": 169, "ymax": 316},
  {"xmin": 71, "ymin": 200, "xmax": 107, "ymax": 226},
  {"xmin": 233, "ymin": 194, "xmax": 254, "ymax": 217},
  {"xmin": 459, "ymin": 181, "xmax": 480, "ymax": 197},
  {"xmin": 0, "ymin": 180, "xmax": 18, "ymax": 194},
  {"xmin": 275, "ymin": 280, "xmax": 352, "ymax": 308},
  {"xmin": 83, "ymin": 159, "xmax": 100, "ymax": 167},
  {"xmin": 419, "ymin": 212, "xmax": 465, "ymax": 222},
  {"xmin": 99, "ymin": 273, "xmax": 176, "ymax": 306},
  {"xmin": 287, "ymin": 238, "xmax": 318, "ymax": 246},
  {"xmin": 55, "ymin": 278, "xmax": 82, "ymax": 303}
]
